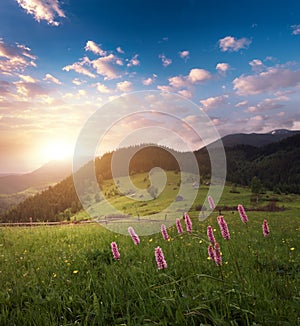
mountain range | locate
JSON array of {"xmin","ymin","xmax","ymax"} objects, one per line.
[{"xmin": 1, "ymin": 129, "xmax": 300, "ymax": 222}]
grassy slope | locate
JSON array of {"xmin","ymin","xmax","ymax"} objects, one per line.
[{"xmin": 0, "ymin": 184, "xmax": 299, "ymax": 325}]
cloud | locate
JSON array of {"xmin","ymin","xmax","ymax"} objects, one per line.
[
  {"xmin": 233, "ymin": 68, "xmax": 300, "ymax": 95},
  {"xmin": 91, "ymin": 54, "xmax": 121, "ymax": 79},
  {"xmin": 44, "ymin": 73, "xmax": 61, "ymax": 84},
  {"xmin": 235, "ymin": 100, "xmax": 248, "ymax": 108},
  {"xmin": 13, "ymin": 81, "xmax": 50, "ymax": 98},
  {"xmin": 143, "ymin": 74, "xmax": 157, "ymax": 86},
  {"xmin": 116, "ymin": 80, "xmax": 132, "ymax": 92},
  {"xmin": 218, "ymin": 36, "xmax": 251, "ymax": 52},
  {"xmin": 0, "ymin": 39, "xmax": 37, "ymax": 75},
  {"xmin": 157, "ymin": 85, "xmax": 173, "ymax": 92},
  {"xmin": 291, "ymin": 24, "xmax": 300, "ymax": 35},
  {"xmin": 62, "ymin": 57, "xmax": 96, "ymax": 78},
  {"xmin": 72, "ymin": 78, "xmax": 85, "ymax": 86},
  {"xmin": 159, "ymin": 54, "xmax": 172, "ymax": 67},
  {"xmin": 168, "ymin": 76, "xmax": 188, "ymax": 88},
  {"xmin": 188, "ymin": 68, "xmax": 211, "ymax": 83},
  {"xmin": 200, "ymin": 95, "xmax": 229, "ymax": 111},
  {"xmin": 116, "ymin": 46, "xmax": 125, "ymax": 54},
  {"xmin": 96, "ymin": 82, "xmax": 112, "ymax": 94},
  {"xmin": 179, "ymin": 50, "xmax": 190, "ymax": 61},
  {"xmin": 245, "ymin": 96, "xmax": 288, "ymax": 113},
  {"xmin": 85, "ymin": 41, "xmax": 107, "ymax": 56},
  {"xmin": 178, "ymin": 90, "xmax": 192, "ymax": 98},
  {"xmin": 216, "ymin": 63, "xmax": 230, "ymax": 74},
  {"xmin": 19, "ymin": 74, "xmax": 37, "ymax": 83},
  {"xmin": 15, "ymin": 0, "xmax": 65, "ymax": 26},
  {"xmin": 249, "ymin": 59, "xmax": 264, "ymax": 71},
  {"xmin": 127, "ymin": 54, "xmax": 140, "ymax": 67}
]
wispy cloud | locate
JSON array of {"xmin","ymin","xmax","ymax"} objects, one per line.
[
  {"xmin": 0, "ymin": 39, "xmax": 37, "ymax": 75},
  {"xmin": 159, "ymin": 54, "xmax": 172, "ymax": 67},
  {"xmin": 142, "ymin": 74, "xmax": 157, "ymax": 86},
  {"xmin": 216, "ymin": 63, "xmax": 230, "ymax": 74},
  {"xmin": 15, "ymin": 0, "xmax": 65, "ymax": 26},
  {"xmin": 44, "ymin": 73, "xmax": 61, "ymax": 84},
  {"xmin": 96, "ymin": 82, "xmax": 112, "ymax": 94},
  {"xmin": 249, "ymin": 59, "xmax": 264, "ymax": 71},
  {"xmin": 178, "ymin": 50, "xmax": 190, "ymax": 61},
  {"xmin": 62, "ymin": 57, "xmax": 96, "ymax": 78},
  {"xmin": 200, "ymin": 95, "xmax": 229, "ymax": 111},
  {"xmin": 218, "ymin": 36, "xmax": 251, "ymax": 52},
  {"xmin": 116, "ymin": 46, "xmax": 124, "ymax": 54},
  {"xmin": 85, "ymin": 41, "xmax": 107, "ymax": 56},
  {"xmin": 127, "ymin": 54, "xmax": 140, "ymax": 67},
  {"xmin": 116, "ymin": 80, "xmax": 132, "ymax": 92},
  {"xmin": 291, "ymin": 24, "xmax": 300, "ymax": 35},
  {"xmin": 245, "ymin": 96, "xmax": 288, "ymax": 113},
  {"xmin": 233, "ymin": 67, "xmax": 300, "ymax": 95}
]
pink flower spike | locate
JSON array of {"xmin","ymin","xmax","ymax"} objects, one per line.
[
  {"xmin": 128, "ymin": 226, "xmax": 140, "ymax": 245},
  {"xmin": 175, "ymin": 218, "xmax": 183, "ymax": 234},
  {"xmin": 214, "ymin": 242, "xmax": 222, "ymax": 266},
  {"xmin": 184, "ymin": 212, "xmax": 192, "ymax": 233},
  {"xmin": 208, "ymin": 244, "xmax": 215, "ymax": 261},
  {"xmin": 217, "ymin": 216, "xmax": 230, "ymax": 240},
  {"xmin": 237, "ymin": 204, "xmax": 248, "ymax": 223},
  {"xmin": 161, "ymin": 224, "xmax": 169, "ymax": 240},
  {"xmin": 207, "ymin": 225, "xmax": 216, "ymax": 244},
  {"xmin": 208, "ymin": 195, "xmax": 215, "ymax": 210},
  {"xmin": 155, "ymin": 246, "xmax": 167, "ymax": 270},
  {"xmin": 111, "ymin": 242, "xmax": 120, "ymax": 260},
  {"xmin": 262, "ymin": 219, "xmax": 270, "ymax": 237}
]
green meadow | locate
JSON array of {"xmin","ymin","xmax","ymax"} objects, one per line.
[{"xmin": 0, "ymin": 179, "xmax": 299, "ymax": 325}]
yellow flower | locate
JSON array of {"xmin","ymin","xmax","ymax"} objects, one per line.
[
  {"xmin": 149, "ymin": 238, "xmax": 153, "ymax": 242},
  {"xmin": 52, "ymin": 273, "xmax": 57, "ymax": 278},
  {"xmin": 167, "ymin": 238, "xmax": 171, "ymax": 242},
  {"xmin": 73, "ymin": 270, "xmax": 79, "ymax": 274},
  {"xmin": 199, "ymin": 240, "xmax": 203, "ymax": 244},
  {"xmin": 290, "ymin": 247, "xmax": 295, "ymax": 251}
]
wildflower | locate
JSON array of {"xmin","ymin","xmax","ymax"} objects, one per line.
[
  {"xmin": 73, "ymin": 270, "xmax": 78, "ymax": 274},
  {"xmin": 111, "ymin": 241, "xmax": 120, "ymax": 260},
  {"xmin": 214, "ymin": 242, "xmax": 222, "ymax": 266},
  {"xmin": 175, "ymin": 218, "xmax": 183, "ymax": 234},
  {"xmin": 237, "ymin": 204, "xmax": 248, "ymax": 223},
  {"xmin": 217, "ymin": 216, "xmax": 230, "ymax": 240},
  {"xmin": 128, "ymin": 226, "xmax": 140, "ymax": 245},
  {"xmin": 155, "ymin": 246, "xmax": 167, "ymax": 270},
  {"xmin": 161, "ymin": 224, "xmax": 169, "ymax": 240},
  {"xmin": 208, "ymin": 195, "xmax": 215, "ymax": 210},
  {"xmin": 290, "ymin": 247, "xmax": 295, "ymax": 251},
  {"xmin": 184, "ymin": 212, "xmax": 192, "ymax": 233},
  {"xmin": 262, "ymin": 219, "xmax": 270, "ymax": 237},
  {"xmin": 207, "ymin": 225, "xmax": 216, "ymax": 244},
  {"xmin": 208, "ymin": 244, "xmax": 215, "ymax": 260}
]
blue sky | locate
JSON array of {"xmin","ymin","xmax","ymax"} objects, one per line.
[{"xmin": 1, "ymin": 0, "xmax": 300, "ymax": 172}]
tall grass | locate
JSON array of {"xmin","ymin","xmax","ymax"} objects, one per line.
[{"xmin": 0, "ymin": 206, "xmax": 299, "ymax": 325}]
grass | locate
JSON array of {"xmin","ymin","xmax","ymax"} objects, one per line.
[{"xmin": 0, "ymin": 182, "xmax": 299, "ymax": 325}]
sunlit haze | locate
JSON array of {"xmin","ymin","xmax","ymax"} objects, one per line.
[{"xmin": 1, "ymin": 0, "xmax": 300, "ymax": 173}]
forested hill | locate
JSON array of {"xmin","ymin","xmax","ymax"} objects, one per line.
[{"xmin": 2, "ymin": 134, "xmax": 300, "ymax": 222}]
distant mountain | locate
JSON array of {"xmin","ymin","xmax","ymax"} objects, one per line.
[
  {"xmin": 221, "ymin": 129, "xmax": 300, "ymax": 148},
  {"xmin": 0, "ymin": 160, "xmax": 72, "ymax": 194}
]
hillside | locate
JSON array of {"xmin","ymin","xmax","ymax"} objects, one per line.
[
  {"xmin": 2, "ymin": 133, "xmax": 300, "ymax": 222},
  {"xmin": 0, "ymin": 160, "xmax": 72, "ymax": 194}
]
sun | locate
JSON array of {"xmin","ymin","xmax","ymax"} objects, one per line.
[{"xmin": 43, "ymin": 142, "xmax": 73, "ymax": 162}]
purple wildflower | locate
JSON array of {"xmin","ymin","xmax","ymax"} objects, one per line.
[
  {"xmin": 184, "ymin": 212, "xmax": 192, "ymax": 233},
  {"xmin": 161, "ymin": 224, "xmax": 169, "ymax": 240},
  {"xmin": 214, "ymin": 242, "xmax": 222, "ymax": 266},
  {"xmin": 207, "ymin": 225, "xmax": 216, "ymax": 244},
  {"xmin": 111, "ymin": 242, "xmax": 120, "ymax": 260},
  {"xmin": 208, "ymin": 195, "xmax": 215, "ymax": 210},
  {"xmin": 237, "ymin": 204, "xmax": 248, "ymax": 223},
  {"xmin": 155, "ymin": 246, "xmax": 167, "ymax": 270},
  {"xmin": 217, "ymin": 216, "xmax": 230, "ymax": 240},
  {"xmin": 208, "ymin": 244, "xmax": 215, "ymax": 261},
  {"xmin": 262, "ymin": 219, "xmax": 270, "ymax": 237},
  {"xmin": 175, "ymin": 218, "xmax": 183, "ymax": 234},
  {"xmin": 128, "ymin": 226, "xmax": 140, "ymax": 245}
]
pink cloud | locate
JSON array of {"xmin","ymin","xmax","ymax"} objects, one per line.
[
  {"xmin": 188, "ymin": 68, "xmax": 211, "ymax": 83},
  {"xmin": 44, "ymin": 73, "xmax": 61, "ymax": 85},
  {"xmin": 233, "ymin": 68, "xmax": 300, "ymax": 95},
  {"xmin": 179, "ymin": 50, "xmax": 190, "ymax": 61},
  {"xmin": 85, "ymin": 41, "xmax": 107, "ymax": 56},
  {"xmin": 127, "ymin": 54, "xmax": 140, "ymax": 67},
  {"xmin": 62, "ymin": 57, "xmax": 96, "ymax": 78},
  {"xmin": 216, "ymin": 63, "xmax": 230, "ymax": 74},
  {"xmin": 219, "ymin": 36, "xmax": 251, "ymax": 52},
  {"xmin": 15, "ymin": 0, "xmax": 65, "ymax": 26},
  {"xmin": 116, "ymin": 80, "xmax": 132, "ymax": 92},
  {"xmin": 200, "ymin": 95, "xmax": 228, "ymax": 111},
  {"xmin": 159, "ymin": 54, "xmax": 172, "ymax": 67}
]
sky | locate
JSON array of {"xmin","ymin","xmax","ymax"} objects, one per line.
[{"xmin": 1, "ymin": 0, "xmax": 300, "ymax": 173}]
